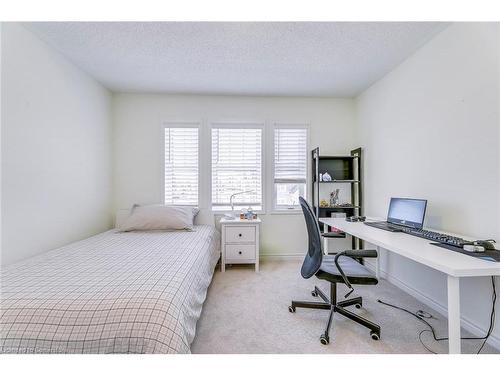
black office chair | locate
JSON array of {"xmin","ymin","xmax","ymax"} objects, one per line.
[{"xmin": 288, "ymin": 197, "xmax": 381, "ymax": 345}]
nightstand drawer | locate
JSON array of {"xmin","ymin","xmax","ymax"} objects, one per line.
[
  {"xmin": 225, "ymin": 226, "xmax": 256, "ymax": 243},
  {"xmin": 225, "ymin": 244, "xmax": 256, "ymax": 261}
]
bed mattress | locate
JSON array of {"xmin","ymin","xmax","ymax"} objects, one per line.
[{"xmin": 0, "ymin": 225, "xmax": 220, "ymax": 354}]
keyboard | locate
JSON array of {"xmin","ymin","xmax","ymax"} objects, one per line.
[
  {"xmin": 364, "ymin": 221, "xmax": 404, "ymax": 232},
  {"xmin": 364, "ymin": 221, "xmax": 469, "ymax": 248},
  {"xmin": 401, "ymin": 227, "xmax": 469, "ymax": 248}
]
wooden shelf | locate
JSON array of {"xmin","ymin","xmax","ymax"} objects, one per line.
[
  {"xmin": 321, "ymin": 232, "xmax": 346, "ymax": 239},
  {"xmin": 315, "ymin": 179, "xmax": 359, "ymax": 184},
  {"xmin": 317, "ymin": 205, "xmax": 360, "ymax": 210},
  {"xmin": 319, "ymin": 155, "xmax": 358, "ymax": 160}
]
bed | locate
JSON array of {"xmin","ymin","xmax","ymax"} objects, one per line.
[{"xmin": 0, "ymin": 225, "xmax": 220, "ymax": 354}]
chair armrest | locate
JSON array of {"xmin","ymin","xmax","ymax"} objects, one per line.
[{"xmin": 333, "ymin": 249, "xmax": 378, "ymax": 298}]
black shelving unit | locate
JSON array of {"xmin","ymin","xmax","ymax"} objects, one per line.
[{"xmin": 311, "ymin": 147, "xmax": 363, "ymax": 251}]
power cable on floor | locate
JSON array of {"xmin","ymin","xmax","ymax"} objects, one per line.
[{"xmin": 377, "ymin": 276, "xmax": 496, "ymax": 354}]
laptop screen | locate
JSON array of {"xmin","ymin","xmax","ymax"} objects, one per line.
[{"xmin": 387, "ymin": 198, "xmax": 427, "ymax": 229}]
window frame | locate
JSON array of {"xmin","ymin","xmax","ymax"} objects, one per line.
[
  {"xmin": 209, "ymin": 121, "xmax": 266, "ymax": 214},
  {"xmin": 271, "ymin": 123, "xmax": 310, "ymax": 214},
  {"xmin": 161, "ymin": 121, "xmax": 201, "ymax": 207}
]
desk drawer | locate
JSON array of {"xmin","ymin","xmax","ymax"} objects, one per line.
[
  {"xmin": 225, "ymin": 226, "xmax": 256, "ymax": 243},
  {"xmin": 225, "ymin": 244, "xmax": 256, "ymax": 261}
]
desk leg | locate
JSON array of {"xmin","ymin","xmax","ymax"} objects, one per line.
[
  {"xmin": 447, "ymin": 275, "xmax": 461, "ymax": 354},
  {"xmin": 221, "ymin": 226, "xmax": 226, "ymax": 272},
  {"xmin": 375, "ymin": 246, "xmax": 381, "ymax": 279},
  {"xmin": 323, "ymin": 224, "xmax": 329, "ymax": 255}
]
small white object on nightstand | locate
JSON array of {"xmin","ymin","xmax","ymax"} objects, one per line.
[{"xmin": 220, "ymin": 217, "xmax": 261, "ymax": 272}]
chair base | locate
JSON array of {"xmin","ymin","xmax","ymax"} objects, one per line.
[{"xmin": 289, "ymin": 284, "xmax": 381, "ymax": 345}]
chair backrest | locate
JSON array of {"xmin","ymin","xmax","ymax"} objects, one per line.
[{"xmin": 299, "ymin": 196, "xmax": 323, "ymax": 279}]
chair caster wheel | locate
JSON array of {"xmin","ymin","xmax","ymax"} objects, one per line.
[
  {"xmin": 355, "ymin": 303, "xmax": 362, "ymax": 309},
  {"xmin": 311, "ymin": 290, "xmax": 318, "ymax": 297},
  {"xmin": 370, "ymin": 331, "xmax": 380, "ymax": 341},
  {"xmin": 320, "ymin": 334, "xmax": 329, "ymax": 345},
  {"xmin": 288, "ymin": 306, "xmax": 296, "ymax": 313}
]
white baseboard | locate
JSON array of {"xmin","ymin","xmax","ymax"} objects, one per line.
[
  {"xmin": 364, "ymin": 262, "xmax": 500, "ymax": 351},
  {"xmin": 260, "ymin": 253, "xmax": 304, "ymax": 261}
]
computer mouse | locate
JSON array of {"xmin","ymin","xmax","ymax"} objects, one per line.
[
  {"xmin": 473, "ymin": 240, "xmax": 496, "ymax": 250},
  {"xmin": 463, "ymin": 245, "xmax": 485, "ymax": 253}
]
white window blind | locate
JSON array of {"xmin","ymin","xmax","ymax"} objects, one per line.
[
  {"xmin": 211, "ymin": 127, "xmax": 263, "ymax": 210},
  {"xmin": 274, "ymin": 126, "xmax": 308, "ymax": 209},
  {"xmin": 164, "ymin": 126, "xmax": 199, "ymax": 205}
]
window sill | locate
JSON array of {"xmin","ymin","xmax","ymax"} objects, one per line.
[{"xmin": 211, "ymin": 210, "xmax": 265, "ymax": 215}]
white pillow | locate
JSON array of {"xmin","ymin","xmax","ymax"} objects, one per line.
[{"xmin": 118, "ymin": 204, "xmax": 199, "ymax": 232}]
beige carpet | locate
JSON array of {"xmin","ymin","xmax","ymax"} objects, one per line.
[{"xmin": 191, "ymin": 259, "xmax": 498, "ymax": 354}]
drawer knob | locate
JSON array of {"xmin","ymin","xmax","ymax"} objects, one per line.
[
  {"xmin": 238, "ymin": 233, "xmax": 242, "ymax": 237},
  {"xmin": 238, "ymin": 251, "xmax": 242, "ymax": 255}
]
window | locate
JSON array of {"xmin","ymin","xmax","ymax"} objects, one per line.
[
  {"xmin": 211, "ymin": 126, "xmax": 263, "ymax": 211},
  {"xmin": 273, "ymin": 126, "xmax": 308, "ymax": 210},
  {"xmin": 164, "ymin": 126, "xmax": 199, "ymax": 205}
]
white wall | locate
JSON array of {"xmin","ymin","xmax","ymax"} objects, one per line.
[
  {"xmin": 112, "ymin": 94, "xmax": 356, "ymax": 257},
  {"xmin": 5, "ymin": 19, "xmax": 498, "ymax": 349},
  {"xmin": 0, "ymin": 23, "xmax": 3, "ymax": 262},
  {"xmin": 356, "ymin": 23, "xmax": 500, "ymax": 347},
  {"xmin": 1, "ymin": 23, "xmax": 113, "ymax": 265}
]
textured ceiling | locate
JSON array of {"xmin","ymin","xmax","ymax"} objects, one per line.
[{"xmin": 25, "ymin": 22, "xmax": 449, "ymax": 97}]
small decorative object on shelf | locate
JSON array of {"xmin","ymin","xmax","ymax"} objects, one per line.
[
  {"xmin": 319, "ymin": 173, "xmax": 323, "ymax": 182},
  {"xmin": 246, "ymin": 207, "xmax": 257, "ymax": 220},
  {"xmin": 239, "ymin": 206, "xmax": 257, "ymax": 220},
  {"xmin": 330, "ymin": 189, "xmax": 340, "ymax": 207},
  {"xmin": 320, "ymin": 199, "xmax": 329, "ymax": 208},
  {"xmin": 322, "ymin": 172, "xmax": 332, "ymax": 182}
]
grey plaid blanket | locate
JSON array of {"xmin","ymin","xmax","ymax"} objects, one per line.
[{"xmin": 0, "ymin": 226, "xmax": 220, "ymax": 354}]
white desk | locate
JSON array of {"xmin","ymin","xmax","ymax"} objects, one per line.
[{"xmin": 319, "ymin": 217, "xmax": 500, "ymax": 354}]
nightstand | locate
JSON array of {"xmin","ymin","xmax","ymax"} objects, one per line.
[{"xmin": 220, "ymin": 217, "xmax": 261, "ymax": 272}]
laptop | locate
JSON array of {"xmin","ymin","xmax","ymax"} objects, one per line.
[{"xmin": 364, "ymin": 197, "xmax": 427, "ymax": 232}]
